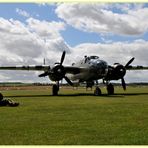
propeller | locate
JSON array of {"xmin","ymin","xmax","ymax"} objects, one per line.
[
  {"xmin": 39, "ymin": 71, "xmax": 49, "ymax": 77},
  {"xmin": 38, "ymin": 66, "xmax": 51, "ymax": 77},
  {"xmin": 64, "ymin": 76, "xmax": 73, "ymax": 86},
  {"xmin": 60, "ymin": 51, "xmax": 66, "ymax": 65},
  {"xmin": 39, "ymin": 51, "xmax": 73, "ymax": 86},
  {"xmin": 121, "ymin": 57, "xmax": 135, "ymax": 90},
  {"xmin": 125, "ymin": 57, "xmax": 135, "ymax": 68},
  {"xmin": 54, "ymin": 51, "xmax": 66, "ymax": 65},
  {"xmin": 60, "ymin": 51, "xmax": 73, "ymax": 86},
  {"xmin": 121, "ymin": 78, "xmax": 126, "ymax": 90},
  {"xmin": 106, "ymin": 57, "xmax": 135, "ymax": 90}
]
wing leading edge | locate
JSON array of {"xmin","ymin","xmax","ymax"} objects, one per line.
[
  {"xmin": 0, "ymin": 65, "xmax": 85, "ymax": 75},
  {"xmin": 0, "ymin": 65, "xmax": 49, "ymax": 71},
  {"xmin": 126, "ymin": 66, "xmax": 148, "ymax": 70}
]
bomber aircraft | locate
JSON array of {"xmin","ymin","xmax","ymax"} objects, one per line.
[{"xmin": 0, "ymin": 51, "xmax": 148, "ymax": 96}]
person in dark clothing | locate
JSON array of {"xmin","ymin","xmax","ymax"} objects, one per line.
[{"xmin": 0, "ymin": 93, "xmax": 19, "ymax": 107}]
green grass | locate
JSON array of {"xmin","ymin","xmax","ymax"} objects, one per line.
[{"xmin": 0, "ymin": 86, "xmax": 148, "ymax": 145}]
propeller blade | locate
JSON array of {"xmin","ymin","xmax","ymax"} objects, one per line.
[
  {"xmin": 125, "ymin": 57, "xmax": 135, "ymax": 68},
  {"xmin": 38, "ymin": 72, "xmax": 48, "ymax": 77},
  {"xmin": 121, "ymin": 78, "xmax": 126, "ymax": 90},
  {"xmin": 60, "ymin": 51, "xmax": 66, "ymax": 65},
  {"xmin": 64, "ymin": 76, "xmax": 73, "ymax": 86}
]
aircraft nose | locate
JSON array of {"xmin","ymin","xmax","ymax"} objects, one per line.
[{"xmin": 96, "ymin": 61, "xmax": 108, "ymax": 75}]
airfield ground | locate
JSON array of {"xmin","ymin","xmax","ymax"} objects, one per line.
[{"xmin": 0, "ymin": 85, "xmax": 148, "ymax": 145}]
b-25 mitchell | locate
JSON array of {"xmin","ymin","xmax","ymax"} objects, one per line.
[{"xmin": 0, "ymin": 51, "xmax": 148, "ymax": 96}]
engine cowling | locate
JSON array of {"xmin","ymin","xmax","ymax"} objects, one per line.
[
  {"xmin": 49, "ymin": 64, "xmax": 66, "ymax": 81},
  {"xmin": 40, "ymin": 51, "xmax": 73, "ymax": 86},
  {"xmin": 104, "ymin": 57, "xmax": 135, "ymax": 91},
  {"xmin": 106, "ymin": 63, "xmax": 126, "ymax": 81},
  {"xmin": 113, "ymin": 63, "xmax": 126, "ymax": 80}
]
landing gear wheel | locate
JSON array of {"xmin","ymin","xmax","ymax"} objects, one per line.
[
  {"xmin": 52, "ymin": 84, "xmax": 59, "ymax": 96},
  {"xmin": 94, "ymin": 87, "xmax": 102, "ymax": 96},
  {"xmin": 107, "ymin": 83, "xmax": 114, "ymax": 95}
]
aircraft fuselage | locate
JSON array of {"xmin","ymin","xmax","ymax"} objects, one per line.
[{"xmin": 66, "ymin": 56, "xmax": 108, "ymax": 82}]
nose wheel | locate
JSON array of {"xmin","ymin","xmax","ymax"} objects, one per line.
[{"xmin": 94, "ymin": 86, "xmax": 102, "ymax": 96}]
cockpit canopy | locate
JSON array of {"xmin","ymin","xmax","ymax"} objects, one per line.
[
  {"xmin": 89, "ymin": 56, "xmax": 99, "ymax": 59},
  {"xmin": 84, "ymin": 56, "xmax": 99, "ymax": 61},
  {"xmin": 83, "ymin": 55, "xmax": 100, "ymax": 64}
]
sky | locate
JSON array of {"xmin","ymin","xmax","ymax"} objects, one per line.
[{"xmin": 0, "ymin": 3, "xmax": 148, "ymax": 83}]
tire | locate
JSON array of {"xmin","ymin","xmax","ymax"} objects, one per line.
[
  {"xmin": 52, "ymin": 84, "xmax": 59, "ymax": 96},
  {"xmin": 107, "ymin": 83, "xmax": 114, "ymax": 95},
  {"xmin": 94, "ymin": 87, "xmax": 102, "ymax": 96}
]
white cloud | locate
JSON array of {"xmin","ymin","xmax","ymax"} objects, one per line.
[
  {"xmin": 26, "ymin": 17, "xmax": 65, "ymax": 39},
  {"xmin": 0, "ymin": 17, "xmax": 30, "ymax": 36},
  {"xmin": 0, "ymin": 17, "xmax": 69, "ymax": 66},
  {"xmin": 16, "ymin": 8, "xmax": 30, "ymax": 18},
  {"xmin": 0, "ymin": 15, "xmax": 70, "ymax": 82},
  {"xmin": 70, "ymin": 40, "xmax": 148, "ymax": 66},
  {"xmin": 55, "ymin": 3, "xmax": 148, "ymax": 36}
]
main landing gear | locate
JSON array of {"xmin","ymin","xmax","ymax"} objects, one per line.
[
  {"xmin": 93, "ymin": 83, "xmax": 115, "ymax": 96},
  {"xmin": 52, "ymin": 82, "xmax": 115, "ymax": 96},
  {"xmin": 52, "ymin": 84, "xmax": 59, "ymax": 96},
  {"xmin": 107, "ymin": 83, "xmax": 114, "ymax": 95}
]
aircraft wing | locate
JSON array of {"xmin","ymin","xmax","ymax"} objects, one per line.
[
  {"xmin": 0, "ymin": 65, "xmax": 50, "ymax": 71},
  {"xmin": 126, "ymin": 65, "xmax": 148, "ymax": 70},
  {"xmin": 0, "ymin": 65, "xmax": 86, "ymax": 74}
]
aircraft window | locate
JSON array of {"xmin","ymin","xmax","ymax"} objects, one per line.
[{"xmin": 89, "ymin": 56, "xmax": 99, "ymax": 59}]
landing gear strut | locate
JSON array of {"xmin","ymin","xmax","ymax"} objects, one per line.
[
  {"xmin": 94, "ymin": 86, "xmax": 102, "ymax": 96},
  {"xmin": 107, "ymin": 83, "xmax": 114, "ymax": 95},
  {"xmin": 52, "ymin": 84, "xmax": 59, "ymax": 96}
]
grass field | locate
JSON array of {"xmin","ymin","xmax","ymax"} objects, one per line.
[{"xmin": 0, "ymin": 86, "xmax": 148, "ymax": 145}]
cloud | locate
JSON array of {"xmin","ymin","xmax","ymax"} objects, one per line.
[
  {"xmin": 0, "ymin": 17, "xmax": 28, "ymax": 35},
  {"xmin": 0, "ymin": 15, "xmax": 70, "ymax": 82},
  {"xmin": 70, "ymin": 40, "xmax": 148, "ymax": 66},
  {"xmin": 55, "ymin": 3, "xmax": 148, "ymax": 36},
  {"xmin": 26, "ymin": 17, "xmax": 66, "ymax": 39},
  {"xmin": 0, "ymin": 17, "xmax": 69, "ymax": 66},
  {"xmin": 16, "ymin": 8, "xmax": 30, "ymax": 18},
  {"xmin": 0, "ymin": 18, "xmax": 43, "ymax": 61}
]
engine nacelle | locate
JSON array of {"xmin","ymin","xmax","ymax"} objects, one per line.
[
  {"xmin": 105, "ymin": 63, "xmax": 126, "ymax": 81},
  {"xmin": 49, "ymin": 64, "xmax": 66, "ymax": 81}
]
